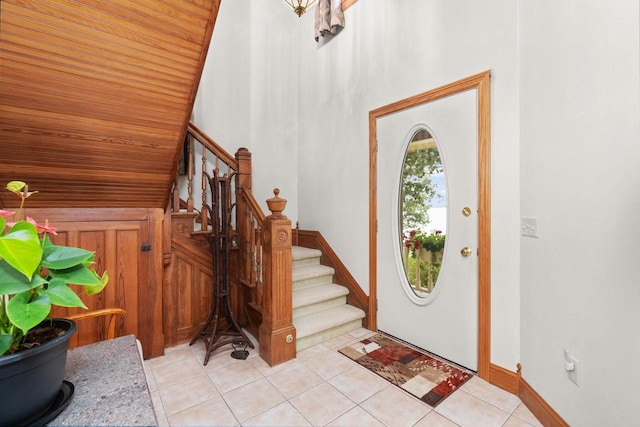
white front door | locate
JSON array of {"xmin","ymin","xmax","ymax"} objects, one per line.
[{"xmin": 377, "ymin": 88, "xmax": 479, "ymax": 371}]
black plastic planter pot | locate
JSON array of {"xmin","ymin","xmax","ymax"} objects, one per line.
[{"xmin": 0, "ymin": 318, "xmax": 77, "ymax": 427}]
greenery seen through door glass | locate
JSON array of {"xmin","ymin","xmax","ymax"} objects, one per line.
[{"xmin": 400, "ymin": 129, "xmax": 446, "ymax": 296}]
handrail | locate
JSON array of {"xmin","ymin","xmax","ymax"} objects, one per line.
[
  {"xmin": 187, "ymin": 121, "xmax": 238, "ymax": 171},
  {"xmin": 239, "ymin": 188, "xmax": 266, "ymax": 223},
  {"xmin": 169, "ymin": 122, "xmax": 295, "ymax": 366}
]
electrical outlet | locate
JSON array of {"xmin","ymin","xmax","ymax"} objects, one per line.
[
  {"xmin": 521, "ymin": 217, "xmax": 539, "ymax": 238},
  {"xmin": 564, "ymin": 349, "xmax": 579, "ymax": 386}
]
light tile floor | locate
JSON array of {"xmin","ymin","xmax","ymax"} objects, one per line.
[{"xmin": 144, "ymin": 329, "xmax": 542, "ymax": 427}]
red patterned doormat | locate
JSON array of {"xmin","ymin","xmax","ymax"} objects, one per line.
[{"xmin": 338, "ymin": 333, "xmax": 473, "ymax": 407}]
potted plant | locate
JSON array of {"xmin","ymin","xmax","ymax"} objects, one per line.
[{"xmin": 0, "ymin": 181, "xmax": 108, "ymax": 425}]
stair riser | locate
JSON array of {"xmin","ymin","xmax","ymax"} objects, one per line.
[
  {"xmin": 296, "ymin": 319, "xmax": 363, "ymax": 352},
  {"xmin": 291, "ymin": 246, "xmax": 365, "ymax": 353},
  {"xmin": 292, "ymin": 256, "xmax": 321, "ymax": 269},
  {"xmin": 293, "ymin": 274, "xmax": 334, "ymax": 291},
  {"xmin": 293, "ymin": 296, "xmax": 347, "ymax": 319}
]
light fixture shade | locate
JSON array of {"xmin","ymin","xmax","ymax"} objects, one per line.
[{"xmin": 282, "ymin": 0, "xmax": 318, "ymax": 17}]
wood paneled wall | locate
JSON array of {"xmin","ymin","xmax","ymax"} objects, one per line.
[
  {"xmin": 163, "ymin": 213, "xmax": 214, "ymax": 347},
  {"xmin": 163, "ymin": 212, "xmax": 249, "ymax": 350},
  {"xmin": 36, "ymin": 207, "xmax": 165, "ymax": 359},
  {"xmin": 0, "ymin": 0, "xmax": 221, "ymax": 209}
]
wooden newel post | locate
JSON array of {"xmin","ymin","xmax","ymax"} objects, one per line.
[
  {"xmin": 235, "ymin": 148, "xmax": 252, "ymax": 191},
  {"xmin": 259, "ymin": 188, "xmax": 296, "ymax": 366}
]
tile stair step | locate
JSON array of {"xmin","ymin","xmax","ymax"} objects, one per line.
[
  {"xmin": 292, "ymin": 264, "xmax": 335, "ymax": 290},
  {"xmin": 292, "ymin": 246, "xmax": 322, "ymax": 268},
  {"xmin": 293, "ymin": 284, "xmax": 349, "ymax": 319},
  {"xmin": 294, "ymin": 305, "xmax": 365, "ymax": 351}
]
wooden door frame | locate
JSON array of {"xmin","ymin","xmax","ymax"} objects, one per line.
[{"xmin": 369, "ymin": 70, "xmax": 491, "ymax": 378}]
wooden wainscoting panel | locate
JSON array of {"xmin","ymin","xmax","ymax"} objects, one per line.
[
  {"xmin": 45, "ymin": 208, "xmax": 164, "ymax": 358},
  {"xmin": 115, "ymin": 228, "xmax": 141, "ymax": 342},
  {"xmin": 178, "ymin": 261, "xmax": 214, "ymax": 344},
  {"xmin": 163, "ymin": 220, "xmax": 218, "ymax": 348},
  {"xmin": 228, "ymin": 249, "xmax": 246, "ymax": 331},
  {"xmin": 51, "ymin": 228, "xmax": 109, "ymax": 348},
  {"xmin": 51, "ymin": 225, "xmax": 140, "ymax": 347},
  {"xmin": 144, "ymin": 208, "xmax": 166, "ymax": 357},
  {"xmin": 197, "ymin": 268, "xmax": 214, "ymax": 335},
  {"xmin": 176, "ymin": 254, "xmax": 195, "ymax": 335}
]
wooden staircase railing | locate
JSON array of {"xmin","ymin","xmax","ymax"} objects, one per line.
[
  {"xmin": 236, "ymin": 187, "xmax": 265, "ymax": 329},
  {"xmin": 165, "ymin": 121, "xmax": 295, "ymax": 366}
]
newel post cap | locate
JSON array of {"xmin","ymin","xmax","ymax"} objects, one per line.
[{"xmin": 266, "ymin": 188, "xmax": 287, "ymax": 218}]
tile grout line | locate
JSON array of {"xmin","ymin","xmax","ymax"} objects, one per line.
[
  {"xmin": 201, "ymin": 360, "xmax": 241, "ymax": 426},
  {"xmin": 148, "ymin": 330, "xmax": 540, "ymax": 427}
]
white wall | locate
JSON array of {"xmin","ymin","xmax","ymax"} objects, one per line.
[
  {"xmin": 191, "ymin": 0, "xmax": 251, "ymax": 208},
  {"xmin": 295, "ymin": 0, "xmax": 521, "ymax": 370},
  {"xmin": 519, "ymin": 1, "xmax": 640, "ymax": 425},
  {"xmin": 247, "ymin": 1, "xmax": 300, "ymax": 220},
  {"xmin": 195, "ymin": 5, "xmax": 640, "ymax": 424},
  {"xmin": 194, "ymin": 0, "xmax": 299, "ymax": 219},
  {"xmin": 196, "ymin": 0, "xmax": 521, "ymax": 375},
  {"xmin": 194, "ymin": 0, "xmax": 251, "ymax": 148},
  {"xmin": 196, "ymin": 0, "xmax": 640, "ymax": 423}
]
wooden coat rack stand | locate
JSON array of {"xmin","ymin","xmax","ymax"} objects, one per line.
[{"xmin": 190, "ymin": 172, "xmax": 254, "ymax": 365}]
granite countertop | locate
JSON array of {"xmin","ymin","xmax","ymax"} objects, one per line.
[{"xmin": 50, "ymin": 334, "xmax": 157, "ymax": 426}]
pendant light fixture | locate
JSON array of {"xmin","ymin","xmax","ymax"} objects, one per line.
[{"xmin": 282, "ymin": 0, "xmax": 317, "ymax": 17}]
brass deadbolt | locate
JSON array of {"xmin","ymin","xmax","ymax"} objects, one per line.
[{"xmin": 286, "ymin": 334, "xmax": 294, "ymax": 344}]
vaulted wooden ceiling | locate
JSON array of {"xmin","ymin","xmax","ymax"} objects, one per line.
[{"xmin": 0, "ymin": 0, "xmax": 220, "ymax": 209}]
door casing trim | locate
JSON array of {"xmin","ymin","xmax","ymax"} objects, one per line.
[{"xmin": 369, "ymin": 70, "xmax": 491, "ymax": 378}]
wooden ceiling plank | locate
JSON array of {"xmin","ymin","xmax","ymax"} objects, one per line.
[
  {"xmin": 2, "ymin": 6, "xmax": 201, "ymax": 76},
  {"xmin": 1, "ymin": 105, "xmax": 185, "ymax": 142},
  {"xmin": 0, "ymin": 0, "xmax": 221, "ymax": 209},
  {"xmin": 0, "ymin": 90, "xmax": 187, "ymax": 131},
  {"xmin": 6, "ymin": 0, "xmax": 209, "ymax": 53},
  {"xmin": 0, "ymin": 151, "xmax": 175, "ymax": 173},
  {"xmin": 65, "ymin": 0, "xmax": 212, "ymax": 41},
  {"xmin": 1, "ymin": 69, "xmax": 182, "ymax": 114},
  {"xmin": 2, "ymin": 10, "xmax": 201, "ymax": 77},
  {"xmin": 0, "ymin": 164, "xmax": 170, "ymax": 184},
  {"xmin": 0, "ymin": 145, "xmax": 175, "ymax": 170},
  {"xmin": 1, "ymin": 55, "xmax": 191, "ymax": 105},
  {"xmin": 0, "ymin": 122, "xmax": 180, "ymax": 151},
  {"xmin": 1, "ymin": 32, "xmax": 194, "ymax": 96}
]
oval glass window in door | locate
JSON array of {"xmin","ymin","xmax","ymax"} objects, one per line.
[{"xmin": 399, "ymin": 128, "xmax": 447, "ymax": 297}]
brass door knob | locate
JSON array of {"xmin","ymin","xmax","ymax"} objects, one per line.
[{"xmin": 460, "ymin": 247, "xmax": 472, "ymax": 257}]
